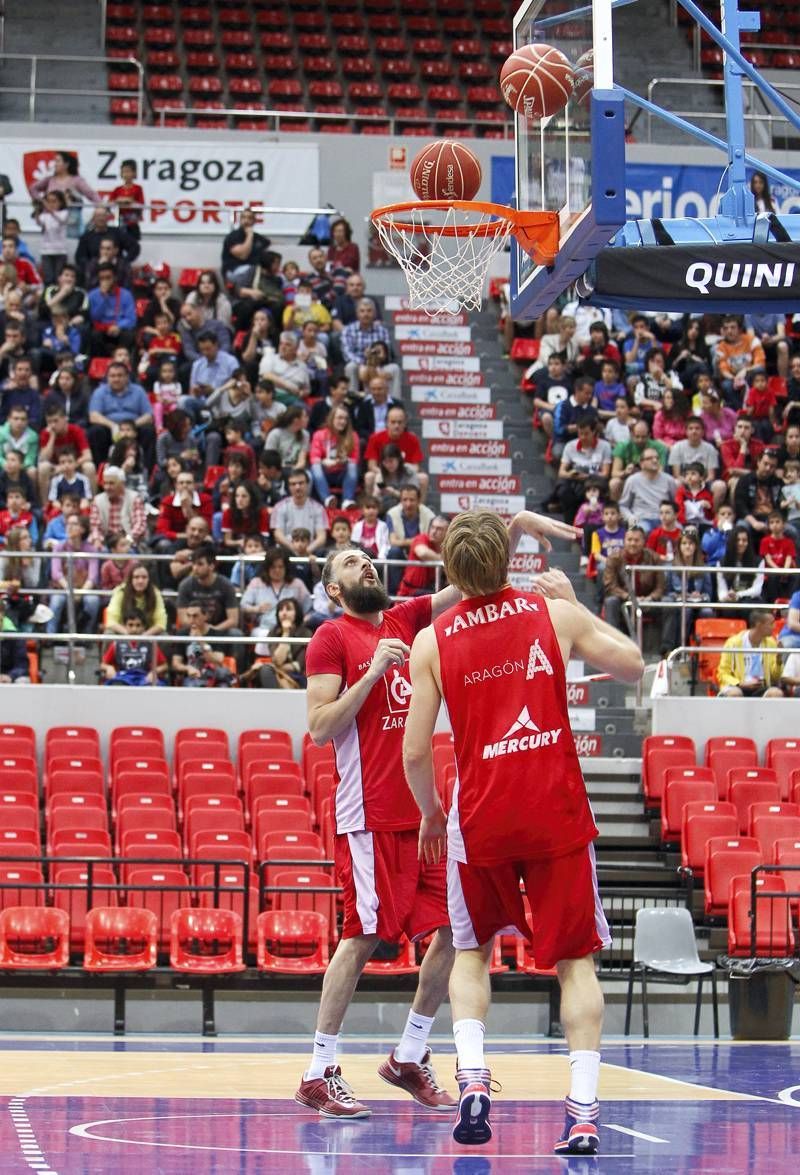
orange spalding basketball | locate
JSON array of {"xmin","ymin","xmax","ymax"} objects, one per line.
[
  {"xmin": 409, "ymin": 139, "xmax": 482, "ymax": 202},
  {"xmin": 499, "ymin": 43, "xmax": 574, "ymax": 120}
]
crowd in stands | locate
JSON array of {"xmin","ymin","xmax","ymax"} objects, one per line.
[
  {"xmin": 0, "ymin": 181, "xmax": 444, "ymax": 687},
  {"xmin": 516, "ymin": 284, "xmax": 800, "ymax": 695}
]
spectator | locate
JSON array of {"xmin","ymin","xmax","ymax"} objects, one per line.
[
  {"xmin": 230, "ymin": 533, "xmax": 268, "ymax": 589},
  {"xmin": 603, "ymin": 396, "xmax": 632, "ymax": 448},
  {"xmin": 1, "ymin": 218, "xmax": 34, "ymax": 263},
  {"xmin": 75, "ymin": 205, "xmax": 139, "ymax": 284},
  {"xmin": 269, "ymin": 406, "xmax": 310, "ymax": 475},
  {"xmin": 778, "ymin": 582, "xmax": 800, "ymax": 649},
  {"xmin": 780, "ymin": 459, "xmax": 800, "ymax": 526},
  {"xmin": 46, "ymin": 447, "xmax": 91, "ymax": 510},
  {"xmin": 1, "ymin": 236, "xmax": 42, "ymax": 306},
  {"xmin": 270, "ymin": 469, "xmax": 328, "ymax": 551},
  {"xmin": 107, "ymin": 158, "xmax": 145, "ymax": 242},
  {"xmin": 296, "ymin": 321, "xmax": 330, "ymax": 399},
  {"xmin": 589, "ymin": 501, "xmax": 625, "ymax": 587},
  {"xmin": 220, "ymin": 481, "xmax": 270, "ymax": 551},
  {"xmin": 176, "ymin": 543, "xmax": 241, "ymax": 635},
  {"xmin": 283, "ymin": 280, "xmax": 332, "ymax": 338},
  {"xmin": 717, "ymin": 610, "xmax": 782, "ymax": 697},
  {"xmin": 236, "ymin": 308, "xmax": 275, "ymax": 382},
  {"xmin": 166, "ymin": 516, "xmax": 211, "ymax": 588},
  {"xmin": 108, "ymin": 431, "xmax": 147, "ymax": 500},
  {"xmin": 322, "ymin": 515, "xmax": 353, "ymax": 558},
  {"xmin": 353, "ymin": 339, "xmax": 401, "ymax": 400},
  {"xmin": 776, "ymin": 424, "xmax": 800, "ymax": 476},
  {"xmin": 645, "ymin": 500, "xmax": 682, "ymax": 562},
  {"xmin": 719, "ymin": 415, "xmax": 765, "ymax": 499},
  {"xmin": 87, "ymin": 265, "xmax": 137, "ymax": 357},
  {"xmin": 331, "ymin": 272, "xmax": 367, "ymax": 329},
  {"xmin": 154, "ymin": 408, "xmax": 201, "ymax": 473},
  {"xmin": 634, "ymin": 349, "xmax": 682, "ymax": 416},
  {"xmin": 0, "ymin": 595, "xmax": 30, "ymax": 683},
  {"xmin": 525, "ymin": 353, "xmax": 573, "ymax": 437},
  {"xmin": 46, "ymin": 513, "xmax": 100, "ymax": 636},
  {"xmin": 185, "ymin": 270, "xmax": 232, "ymax": 329},
  {"xmin": 250, "ymin": 597, "xmax": 312, "ymax": 690},
  {"xmin": 42, "ymin": 487, "xmax": 80, "ymax": 549},
  {"xmin": 717, "ymin": 525, "xmax": 765, "ymax": 614},
  {"xmin": 652, "ymin": 388, "xmax": 690, "ymax": 446},
  {"xmin": 306, "ymin": 573, "xmax": 344, "ymax": 631},
  {"xmin": 100, "ymin": 608, "xmax": 167, "ymax": 686},
  {"xmin": 258, "ymin": 331, "xmax": 311, "ymax": 404},
  {"xmin": 602, "ymin": 525, "xmax": 664, "ymax": 634},
  {"xmin": 353, "ymin": 371, "xmax": 399, "ymax": 446},
  {"xmin": 0, "ymin": 525, "xmax": 42, "ymax": 605},
  {"xmin": 532, "ymin": 314, "xmax": 579, "ymax": 373},
  {"xmin": 351, "ymin": 494, "xmax": 390, "ymax": 560},
  {"xmin": 100, "ymin": 532, "xmax": 134, "ymax": 591},
  {"xmin": 182, "ymin": 330, "xmax": 240, "ymax": 423},
  {"xmin": 675, "ymin": 462, "xmax": 715, "ymax": 529},
  {"xmin": 747, "ymin": 310, "xmax": 790, "ymax": 380},
  {"xmin": 221, "ymin": 208, "xmax": 270, "ymax": 285},
  {"xmin": 37, "ymin": 403, "xmax": 95, "ymax": 502},
  {"xmin": 104, "ymin": 561, "xmax": 167, "ymax": 635},
  {"xmin": 154, "ymin": 468, "xmax": 213, "ymax": 548},
  {"xmin": 702, "ymin": 503, "xmax": 736, "ymax": 566},
  {"xmin": 397, "ymin": 514, "xmax": 449, "ymax": 597},
  {"xmin": 622, "ymin": 314, "xmax": 656, "ymax": 380},
  {"xmin": 41, "ymin": 307, "xmax": 82, "ymax": 370},
  {"xmin": 87, "ymin": 361, "xmax": 154, "ymax": 466},
  {"xmin": 308, "ymin": 374, "xmax": 354, "ymax": 436},
  {"xmin": 665, "ymin": 318, "xmax": 712, "ymax": 387},
  {"xmin": 669, "ymin": 415, "xmax": 721, "ymax": 483},
  {"xmin": 0, "ymin": 487, "xmax": 37, "ymax": 545},
  {"xmin": 618, "ymin": 447, "xmax": 678, "ymax": 532},
  {"xmin": 137, "ymin": 313, "xmax": 183, "ymax": 385},
  {"xmin": 364, "ymin": 405, "xmax": 428, "ymax": 500},
  {"xmin": 577, "ymin": 320, "xmax": 622, "ymax": 382},
  {"xmin": 781, "ymin": 354, "xmax": 800, "ymax": 428},
  {"xmin": 0, "ymin": 324, "xmax": 30, "ymax": 384},
  {"xmin": 661, "ymin": 528, "xmax": 713, "ymax": 650},
  {"xmin": 386, "ymin": 485, "xmax": 435, "ymax": 592},
  {"xmin": 714, "ymin": 315, "xmax": 766, "ymax": 406},
  {"xmin": 750, "ymin": 171, "xmax": 774, "ymax": 213},
  {"xmin": 89, "ymin": 465, "xmax": 147, "ymax": 550},
  {"xmin": 0, "ymin": 404, "xmax": 38, "ymax": 471},
  {"xmin": 734, "ymin": 449, "xmax": 782, "ymax": 541},
  {"xmin": 251, "ymin": 378, "xmax": 281, "ymax": 446},
  {"xmin": 759, "ymin": 510, "xmax": 795, "ymax": 603},
  {"xmin": 591, "ymin": 359, "xmax": 625, "ymax": 420},
  {"xmin": 177, "ymin": 301, "xmax": 232, "ymax": 372},
  {"xmin": 139, "ymin": 275, "xmax": 182, "ymax": 334},
  {"xmin": 42, "ymin": 365, "xmax": 91, "ymax": 428},
  {"xmin": 84, "ymin": 236, "xmax": 132, "ymax": 291},
  {"xmin": 0, "ymin": 451, "xmax": 36, "ymax": 511},
  {"xmin": 309, "ymin": 405, "xmax": 360, "ymax": 508},
  {"xmin": 573, "ymin": 480, "xmax": 606, "ymax": 566},
  {"xmin": 342, "ymin": 298, "xmax": 391, "ymax": 392},
  {"xmin": 780, "ymin": 649, "xmax": 800, "ymax": 696},
  {"xmin": 370, "ymin": 442, "xmax": 420, "ymax": 513},
  {"xmin": 41, "ymin": 264, "xmax": 88, "ymax": 332},
  {"xmin": 327, "ymin": 217, "xmax": 360, "ymax": 273},
  {"xmin": 30, "ymin": 150, "xmax": 100, "ymax": 239},
  {"xmin": 551, "ymin": 377, "xmax": 599, "ymax": 459},
  {"xmin": 305, "ymin": 246, "xmax": 335, "ymax": 308},
  {"xmin": 34, "ymin": 191, "xmax": 69, "ymax": 286},
  {"xmin": 551, "ymin": 417, "xmax": 612, "ymax": 523},
  {"xmin": 285, "ymin": 526, "xmax": 317, "ymax": 590},
  {"xmin": 741, "ymin": 368, "xmax": 780, "ymax": 442},
  {"xmin": 234, "ymin": 248, "xmax": 285, "ymax": 328},
  {"xmin": 240, "ymin": 546, "xmax": 311, "ymax": 630},
  {"xmin": 1, "ymin": 356, "xmax": 42, "ymax": 430},
  {"xmin": 171, "ymin": 601, "xmax": 236, "ymax": 688}
]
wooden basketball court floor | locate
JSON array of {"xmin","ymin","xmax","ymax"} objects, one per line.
[{"xmin": 0, "ymin": 1035, "xmax": 798, "ymax": 1172}]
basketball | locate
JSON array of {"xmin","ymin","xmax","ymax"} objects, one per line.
[
  {"xmin": 409, "ymin": 140, "xmax": 482, "ymax": 202},
  {"xmin": 499, "ymin": 43, "xmax": 574, "ymax": 120},
  {"xmin": 573, "ymin": 48, "xmax": 594, "ymax": 105}
]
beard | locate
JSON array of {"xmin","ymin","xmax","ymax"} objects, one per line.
[{"xmin": 340, "ymin": 580, "xmax": 391, "ymax": 614}]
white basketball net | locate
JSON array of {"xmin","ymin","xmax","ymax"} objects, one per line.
[{"xmin": 372, "ymin": 205, "xmax": 515, "ymax": 315}]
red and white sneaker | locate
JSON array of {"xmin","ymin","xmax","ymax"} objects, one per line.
[
  {"xmin": 452, "ymin": 1067, "xmax": 493, "ymax": 1146},
  {"xmin": 294, "ymin": 1065, "xmax": 371, "ymax": 1119},
  {"xmin": 378, "ymin": 1049, "xmax": 457, "ymax": 1111}
]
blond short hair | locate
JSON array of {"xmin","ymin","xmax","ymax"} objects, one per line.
[{"xmin": 442, "ymin": 511, "xmax": 509, "ymax": 598}]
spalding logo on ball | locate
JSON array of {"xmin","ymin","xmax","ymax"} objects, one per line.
[
  {"xmin": 410, "ymin": 140, "xmax": 482, "ymax": 202},
  {"xmin": 499, "ymin": 44, "xmax": 574, "ymax": 121}
]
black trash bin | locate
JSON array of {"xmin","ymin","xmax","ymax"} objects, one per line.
[{"xmin": 728, "ymin": 969, "xmax": 795, "ymax": 1040}]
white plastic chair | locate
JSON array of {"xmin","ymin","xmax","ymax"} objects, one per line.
[{"xmin": 625, "ymin": 906, "xmax": 719, "ymax": 1037}]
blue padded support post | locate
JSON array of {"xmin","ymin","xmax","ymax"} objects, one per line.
[{"xmin": 718, "ymin": 0, "xmax": 754, "ymax": 223}]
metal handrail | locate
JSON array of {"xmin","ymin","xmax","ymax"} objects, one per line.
[
  {"xmin": 1, "ymin": 199, "xmax": 344, "ymax": 236},
  {"xmin": 662, "ymin": 642, "xmax": 798, "ymax": 697},
  {"xmin": 0, "ymin": 51, "xmax": 145, "ymax": 124},
  {"xmin": 646, "ymin": 77, "xmax": 800, "ymax": 146},
  {"xmin": 154, "ymin": 105, "xmax": 515, "ymax": 138}
]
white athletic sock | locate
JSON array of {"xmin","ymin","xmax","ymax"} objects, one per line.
[
  {"xmin": 305, "ymin": 1031, "xmax": 339, "ymax": 1080},
  {"xmin": 453, "ymin": 1018, "xmax": 486, "ymax": 1071},
  {"xmin": 394, "ymin": 1010, "xmax": 435, "ymax": 1064},
  {"xmin": 568, "ymin": 1050, "xmax": 601, "ymax": 1105}
]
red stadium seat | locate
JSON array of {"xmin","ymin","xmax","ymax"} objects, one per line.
[
  {"xmin": 0, "ymin": 865, "xmax": 44, "ymax": 909},
  {"xmin": 239, "ymin": 728, "xmax": 293, "ymax": 760},
  {"xmin": 729, "ymin": 776, "xmax": 781, "ymax": 833},
  {"xmin": 272, "ymin": 868, "xmax": 337, "ymax": 930},
  {"xmin": 185, "ymin": 808, "xmax": 245, "ymax": 854},
  {"xmin": 253, "ymin": 805, "xmax": 312, "ymax": 850},
  {"xmin": 116, "ymin": 793, "xmax": 174, "ymax": 826},
  {"xmin": 51, "ymin": 829, "xmax": 112, "ymax": 859},
  {"xmin": 180, "ymin": 768, "xmax": 238, "ymax": 815},
  {"xmin": 705, "ymin": 736, "xmax": 757, "ymax": 766},
  {"xmin": 48, "ymin": 808, "xmax": 106, "ymax": 855},
  {"xmin": 766, "ymin": 738, "xmax": 800, "ymax": 767},
  {"xmin": 111, "ymin": 737, "xmax": 165, "ymax": 769},
  {"xmin": 257, "ymin": 910, "xmax": 329, "ymax": 973},
  {"xmin": 170, "ymin": 908, "xmax": 246, "ymax": 973},
  {"xmin": 52, "ymin": 864, "xmax": 118, "ymax": 950},
  {"xmin": 751, "ymin": 812, "xmax": 800, "ymax": 860},
  {"xmin": 728, "ymin": 874, "xmax": 793, "ymax": 956},
  {"xmin": 116, "ymin": 807, "xmax": 176, "ymax": 855},
  {"xmin": 364, "ymin": 936, "xmax": 419, "ymax": 975},
  {"xmin": 84, "ymin": 907, "xmax": 157, "ymax": 971},
  {"xmin": 642, "ymin": 736, "xmax": 696, "ymax": 806},
  {"xmin": 0, "ymin": 907, "xmax": 69, "ymax": 969},
  {"xmin": 112, "ymin": 769, "xmax": 171, "ymax": 819},
  {"xmin": 704, "ymin": 837, "xmax": 762, "ymax": 917},
  {"xmin": 680, "ymin": 801, "xmax": 738, "ymax": 874},
  {"xmin": 127, "ymin": 867, "xmax": 191, "ymax": 950},
  {"xmin": 0, "ymin": 757, "xmax": 37, "ymax": 795},
  {"xmin": 197, "ymin": 868, "xmax": 259, "ymax": 950},
  {"xmin": 708, "ymin": 744, "xmax": 759, "ymax": 800},
  {"xmin": 662, "ymin": 773, "xmax": 718, "ymax": 842},
  {"xmin": 771, "ymin": 751, "xmax": 800, "ymax": 801},
  {"xmin": 246, "ymin": 777, "xmax": 305, "ymax": 823},
  {"xmin": 0, "ymin": 724, "xmax": 35, "ymax": 755},
  {"xmin": 251, "ymin": 793, "xmax": 311, "ymax": 834},
  {"xmin": 0, "ymin": 792, "xmax": 38, "ymax": 821},
  {"xmin": 111, "ymin": 756, "xmax": 169, "ymax": 793}
]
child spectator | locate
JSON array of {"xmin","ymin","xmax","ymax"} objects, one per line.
[
  {"xmin": 646, "ymin": 500, "xmax": 682, "ymax": 562},
  {"xmin": 589, "ymin": 501, "xmax": 625, "ymax": 584},
  {"xmin": 287, "ymin": 527, "xmax": 317, "ymax": 590},
  {"xmin": 0, "ymin": 451, "xmax": 37, "ymax": 510},
  {"xmin": 603, "ymin": 396, "xmax": 632, "ymax": 447},
  {"xmin": 741, "ymin": 368, "xmax": 779, "ymax": 442},
  {"xmin": 101, "ymin": 609, "xmax": 167, "ymax": 686},
  {"xmin": 0, "ymin": 487, "xmax": 37, "ymax": 545},
  {"xmin": 675, "ymin": 462, "xmax": 715, "ymax": 529},
  {"xmin": 41, "ymin": 307, "xmax": 82, "ymax": 365},
  {"xmin": 622, "ymin": 314, "xmax": 656, "ymax": 380},
  {"xmin": 34, "ymin": 190, "xmax": 69, "ymax": 285},
  {"xmin": 230, "ymin": 534, "xmax": 267, "ymax": 588},
  {"xmin": 42, "ymin": 488, "xmax": 81, "ymax": 549},
  {"xmin": 661, "ymin": 527, "xmax": 713, "ymax": 651},
  {"xmin": 108, "ymin": 159, "xmax": 145, "ymax": 241},
  {"xmin": 780, "ymin": 459, "xmax": 800, "ymax": 525},
  {"xmin": 222, "ymin": 420, "xmax": 258, "ymax": 480},
  {"xmin": 573, "ymin": 480, "xmax": 606, "ymax": 568},
  {"xmin": 524, "ymin": 353, "xmax": 572, "ymax": 440},
  {"xmin": 251, "ymin": 378, "xmax": 280, "ymax": 444},
  {"xmin": 634, "ymin": 348, "xmax": 682, "ymax": 416},
  {"xmin": 702, "ymin": 504, "xmax": 736, "ymax": 566},
  {"xmin": 0, "ymin": 405, "xmax": 39, "ymax": 471},
  {"xmin": 594, "ymin": 360, "xmax": 626, "ymax": 418},
  {"xmin": 256, "ymin": 449, "xmax": 287, "ymax": 507},
  {"xmin": 578, "ymin": 320, "xmax": 622, "ymax": 382},
  {"xmin": 652, "ymin": 388, "xmax": 691, "ymax": 446},
  {"xmin": 151, "ymin": 358, "xmax": 182, "ymax": 432},
  {"xmin": 759, "ymin": 510, "xmax": 796, "ymax": 602},
  {"xmin": 100, "ymin": 532, "xmax": 135, "ymax": 591},
  {"xmin": 137, "ymin": 313, "xmax": 182, "ymax": 388},
  {"xmin": 47, "ymin": 447, "xmax": 91, "ymax": 510},
  {"xmin": 351, "ymin": 494, "xmax": 390, "ymax": 560}
]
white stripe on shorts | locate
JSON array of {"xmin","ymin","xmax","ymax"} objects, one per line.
[
  {"xmin": 347, "ymin": 830, "xmax": 379, "ymax": 935},
  {"xmin": 588, "ymin": 840, "xmax": 612, "ymax": 948},
  {"xmin": 446, "ymin": 855, "xmax": 480, "ymax": 950}
]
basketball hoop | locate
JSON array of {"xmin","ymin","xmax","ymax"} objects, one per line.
[{"xmin": 370, "ymin": 200, "xmax": 560, "ymax": 315}]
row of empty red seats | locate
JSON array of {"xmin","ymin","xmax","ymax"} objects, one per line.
[{"xmin": 644, "ymin": 735, "xmax": 800, "ymax": 808}]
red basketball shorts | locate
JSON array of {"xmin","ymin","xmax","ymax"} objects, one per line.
[
  {"xmin": 447, "ymin": 842, "xmax": 610, "ymax": 971},
  {"xmin": 335, "ymin": 828, "xmax": 449, "ymax": 942}
]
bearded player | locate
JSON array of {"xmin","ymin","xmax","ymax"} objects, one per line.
[
  {"xmin": 403, "ymin": 510, "xmax": 644, "ymax": 1153},
  {"xmin": 294, "ymin": 511, "xmax": 579, "ymax": 1119}
]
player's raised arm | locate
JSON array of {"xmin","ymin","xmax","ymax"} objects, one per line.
[{"xmin": 403, "ymin": 627, "xmax": 446, "ymax": 863}]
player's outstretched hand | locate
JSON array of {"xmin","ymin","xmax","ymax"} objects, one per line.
[
  {"xmin": 532, "ymin": 568, "xmax": 579, "ymax": 606},
  {"xmin": 418, "ymin": 807, "xmax": 447, "ymax": 865},
  {"xmin": 367, "ymin": 638, "xmax": 410, "ymax": 682},
  {"xmin": 512, "ymin": 510, "xmax": 583, "ymax": 552}
]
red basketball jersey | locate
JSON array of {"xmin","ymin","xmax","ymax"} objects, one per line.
[
  {"xmin": 433, "ymin": 585, "xmax": 597, "ymax": 865},
  {"xmin": 306, "ymin": 596, "xmax": 432, "ymax": 833}
]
